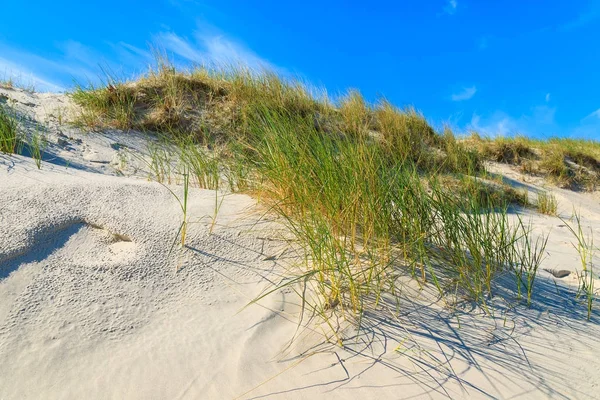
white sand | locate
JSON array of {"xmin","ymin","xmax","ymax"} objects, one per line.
[{"xmin": 1, "ymin": 87, "xmax": 600, "ymax": 399}]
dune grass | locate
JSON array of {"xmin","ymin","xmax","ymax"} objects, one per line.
[
  {"xmin": 564, "ymin": 212, "xmax": 596, "ymax": 320},
  {"xmin": 536, "ymin": 191, "xmax": 558, "ymax": 216},
  {"xmin": 70, "ymin": 64, "xmax": 481, "ymax": 177},
  {"xmin": 241, "ymin": 106, "xmax": 545, "ymax": 322},
  {"xmin": 469, "ymin": 134, "xmax": 600, "ymax": 190},
  {"xmin": 0, "ymin": 105, "xmax": 18, "ymax": 154},
  {"xmin": 0, "ymin": 78, "xmax": 14, "ymax": 90},
  {"xmin": 71, "ymin": 63, "xmax": 593, "ymax": 331}
]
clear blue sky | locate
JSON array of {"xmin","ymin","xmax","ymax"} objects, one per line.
[{"xmin": 1, "ymin": 0, "xmax": 599, "ymax": 139}]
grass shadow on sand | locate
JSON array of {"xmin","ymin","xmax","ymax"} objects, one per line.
[{"xmin": 241, "ymin": 271, "xmax": 597, "ymax": 399}]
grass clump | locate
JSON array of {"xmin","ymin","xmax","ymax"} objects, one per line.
[
  {"xmin": 536, "ymin": 191, "xmax": 558, "ymax": 216},
  {"xmin": 476, "ymin": 135, "xmax": 535, "ymax": 164},
  {"xmin": 564, "ymin": 212, "xmax": 596, "ymax": 320},
  {"xmin": 0, "ymin": 78, "xmax": 14, "ymax": 90},
  {"xmin": 71, "ymin": 81, "xmax": 138, "ymax": 130},
  {"xmin": 0, "ymin": 105, "xmax": 18, "ymax": 154},
  {"xmin": 243, "ymin": 107, "xmax": 540, "ymax": 321}
]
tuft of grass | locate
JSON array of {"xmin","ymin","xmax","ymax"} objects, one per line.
[
  {"xmin": 146, "ymin": 140, "xmax": 174, "ymax": 184},
  {"xmin": 162, "ymin": 167, "xmax": 191, "ymax": 271},
  {"xmin": 71, "ymin": 81, "xmax": 138, "ymax": 130},
  {"xmin": 176, "ymin": 136, "xmax": 220, "ymax": 190},
  {"xmin": 242, "ymin": 107, "xmax": 542, "ymax": 320},
  {"xmin": 0, "ymin": 76, "xmax": 35, "ymax": 93},
  {"xmin": 536, "ymin": 191, "xmax": 558, "ymax": 216},
  {"xmin": 563, "ymin": 212, "xmax": 596, "ymax": 320},
  {"xmin": 28, "ymin": 130, "xmax": 47, "ymax": 170},
  {"xmin": 0, "ymin": 105, "xmax": 18, "ymax": 154},
  {"xmin": 0, "ymin": 78, "xmax": 14, "ymax": 90},
  {"xmin": 511, "ymin": 221, "xmax": 549, "ymax": 306},
  {"xmin": 476, "ymin": 135, "xmax": 534, "ymax": 164}
]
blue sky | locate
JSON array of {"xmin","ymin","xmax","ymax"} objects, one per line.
[{"xmin": 1, "ymin": 0, "xmax": 599, "ymax": 139}]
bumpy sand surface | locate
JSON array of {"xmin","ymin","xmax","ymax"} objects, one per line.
[{"xmin": 1, "ymin": 87, "xmax": 600, "ymax": 399}]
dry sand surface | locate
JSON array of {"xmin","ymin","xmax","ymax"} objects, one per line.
[{"xmin": 1, "ymin": 87, "xmax": 600, "ymax": 399}]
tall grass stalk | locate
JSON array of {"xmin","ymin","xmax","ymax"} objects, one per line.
[
  {"xmin": 563, "ymin": 212, "xmax": 596, "ymax": 320},
  {"xmin": 162, "ymin": 168, "xmax": 190, "ymax": 271},
  {"xmin": 147, "ymin": 141, "xmax": 174, "ymax": 183},
  {"xmin": 0, "ymin": 105, "xmax": 18, "ymax": 154},
  {"xmin": 511, "ymin": 220, "xmax": 549, "ymax": 306},
  {"xmin": 29, "ymin": 130, "xmax": 47, "ymax": 169}
]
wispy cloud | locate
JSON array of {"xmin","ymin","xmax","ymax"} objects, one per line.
[
  {"xmin": 117, "ymin": 42, "xmax": 153, "ymax": 60},
  {"xmin": 0, "ymin": 56, "xmax": 65, "ymax": 92},
  {"xmin": 467, "ymin": 105, "xmax": 558, "ymax": 137},
  {"xmin": 478, "ymin": 36, "xmax": 489, "ymax": 50},
  {"xmin": 0, "ymin": 23, "xmax": 279, "ymax": 93},
  {"xmin": 0, "ymin": 39, "xmax": 152, "ymax": 91},
  {"xmin": 584, "ymin": 108, "xmax": 600, "ymax": 120},
  {"xmin": 468, "ymin": 112, "xmax": 516, "ymax": 137},
  {"xmin": 155, "ymin": 29, "xmax": 277, "ymax": 72},
  {"xmin": 545, "ymin": 93, "xmax": 551, "ymax": 102},
  {"xmin": 560, "ymin": 3, "xmax": 600, "ymax": 31},
  {"xmin": 451, "ymin": 86, "xmax": 477, "ymax": 101},
  {"xmin": 570, "ymin": 108, "xmax": 600, "ymax": 139},
  {"xmin": 444, "ymin": 0, "xmax": 458, "ymax": 15}
]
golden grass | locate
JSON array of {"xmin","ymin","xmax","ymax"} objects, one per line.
[
  {"xmin": 467, "ymin": 134, "xmax": 600, "ymax": 190},
  {"xmin": 72, "ymin": 61, "xmax": 600, "ymax": 332}
]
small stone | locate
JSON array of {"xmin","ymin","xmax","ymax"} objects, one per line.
[{"xmin": 544, "ymin": 269, "xmax": 571, "ymax": 278}]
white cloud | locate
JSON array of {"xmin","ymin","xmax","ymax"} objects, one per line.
[
  {"xmin": 0, "ymin": 39, "xmax": 162, "ymax": 92},
  {"xmin": 451, "ymin": 86, "xmax": 477, "ymax": 101},
  {"xmin": 155, "ymin": 30, "xmax": 276, "ymax": 72},
  {"xmin": 117, "ymin": 42, "xmax": 153, "ymax": 61},
  {"xmin": 463, "ymin": 105, "xmax": 600, "ymax": 140},
  {"xmin": 156, "ymin": 33, "xmax": 205, "ymax": 63},
  {"xmin": 0, "ymin": 55, "xmax": 65, "ymax": 92},
  {"xmin": 560, "ymin": 3, "xmax": 600, "ymax": 31},
  {"xmin": 58, "ymin": 40, "xmax": 100, "ymax": 68},
  {"xmin": 444, "ymin": 0, "xmax": 458, "ymax": 15},
  {"xmin": 0, "ymin": 25, "xmax": 280, "ymax": 92},
  {"xmin": 545, "ymin": 93, "xmax": 551, "ymax": 102},
  {"xmin": 584, "ymin": 108, "xmax": 600, "ymax": 120},
  {"xmin": 0, "ymin": 40, "xmax": 118, "ymax": 91},
  {"xmin": 469, "ymin": 112, "xmax": 516, "ymax": 137},
  {"xmin": 467, "ymin": 105, "xmax": 558, "ymax": 137},
  {"xmin": 478, "ymin": 37, "xmax": 488, "ymax": 50}
]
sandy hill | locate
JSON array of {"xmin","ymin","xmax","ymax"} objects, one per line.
[{"xmin": 1, "ymin": 83, "xmax": 600, "ymax": 399}]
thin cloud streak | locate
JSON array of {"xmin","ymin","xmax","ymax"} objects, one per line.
[
  {"xmin": 466, "ymin": 105, "xmax": 558, "ymax": 138},
  {"xmin": 444, "ymin": 0, "xmax": 457, "ymax": 15},
  {"xmin": 584, "ymin": 108, "xmax": 600, "ymax": 120},
  {"xmin": 451, "ymin": 86, "xmax": 476, "ymax": 101},
  {"xmin": 0, "ymin": 55, "xmax": 66, "ymax": 92},
  {"xmin": 560, "ymin": 2, "xmax": 600, "ymax": 31},
  {"xmin": 155, "ymin": 30, "xmax": 278, "ymax": 72}
]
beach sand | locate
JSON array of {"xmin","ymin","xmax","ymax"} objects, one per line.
[{"xmin": 1, "ymin": 87, "xmax": 600, "ymax": 399}]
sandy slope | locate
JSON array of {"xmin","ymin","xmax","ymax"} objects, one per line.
[{"xmin": 1, "ymin": 87, "xmax": 600, "ymax": 399}]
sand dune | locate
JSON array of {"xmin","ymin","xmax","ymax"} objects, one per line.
[{"xmin": 1, "ymin": 87, "xmax": 600, "ymax": 399}]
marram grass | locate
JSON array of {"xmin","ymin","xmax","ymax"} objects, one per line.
[{"xmin": 71, "ymin": 62, "xmax": 597, "ymax": 330}]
